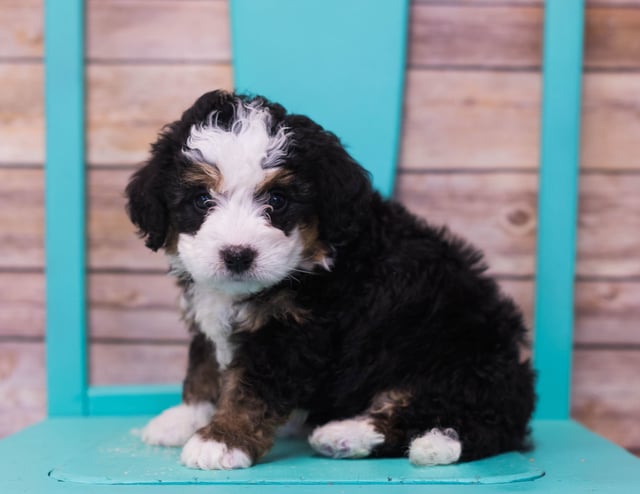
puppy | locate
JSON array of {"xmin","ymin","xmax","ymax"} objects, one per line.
[{"xmin": 125, "ymin": 90, "xmax": 535, "ymax": 470}]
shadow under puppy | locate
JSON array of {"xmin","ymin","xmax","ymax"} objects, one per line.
[{"xmin": 125, "ymin": 90, "xmax": 535, "ymax": 470}]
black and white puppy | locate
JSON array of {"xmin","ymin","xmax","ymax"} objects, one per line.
[{"xmin": 126, "ymin": 90, "xmax": 535, "ymax": 470}]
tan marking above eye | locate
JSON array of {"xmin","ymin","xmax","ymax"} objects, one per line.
[
  {"xmin": 255, "ymin": 168, "xmax": 296, "ymax": 197},
  {"xmin": 182, "ymin": 162, "xmax": 223, "ymax": 193}
]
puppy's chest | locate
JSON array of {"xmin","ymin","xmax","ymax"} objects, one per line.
[{"xmin": 182, "ymin": 284, "xmax": 250, "ymax": 370}]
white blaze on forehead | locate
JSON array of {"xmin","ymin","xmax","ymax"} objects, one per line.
[{"xmin": 183, "ymin": 101, "xmax": 290, "ymax": 191}]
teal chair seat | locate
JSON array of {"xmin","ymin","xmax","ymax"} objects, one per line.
[
  {"xmin": 1, "ymin": 0, "xmax": 639, "ymax": 492},
  {"xmin": 1, "ymin": 416, "xmax": 638, "ymax": 492}
]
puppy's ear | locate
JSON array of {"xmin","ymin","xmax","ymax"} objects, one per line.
[
  {"xmin": 126, "ymin": 89, "xmax": 239, "ymax": 251},
  {"xmin": 126, "ymin": 89, "xmax": 244, "ymax": 252},
  {"xmin": 125, "ymin": 145, "xmax": 171, "ymax": 252},
  {"xmin": 287, "ymin": 115, "xmax": 373, "ymax": 248}
]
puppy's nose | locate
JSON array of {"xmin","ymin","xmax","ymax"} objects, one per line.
[{"xmin": 221, "ymin": 245, "xmax": 257, "ymax": 273}]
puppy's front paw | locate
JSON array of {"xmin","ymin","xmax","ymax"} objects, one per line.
[
  {"xmin": 141, "ymin": 402, "xmax": 215, "ymax": 447},
  {"xmin": 181, "ymin": 434, "xmax": 252, "ymax": 470},
  {"xmin": 309, "ymin": 418, "xmax": 384, "ymax": 459}
]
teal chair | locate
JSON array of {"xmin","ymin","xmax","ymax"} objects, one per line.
[{"xmin": 1, "ymin": 0, "xmax": 639, "ymax": 492}]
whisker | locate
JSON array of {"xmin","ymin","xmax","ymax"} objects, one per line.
[{"xmin": 290, "ymin": 267, "xmax": 316, "ymax": 275}]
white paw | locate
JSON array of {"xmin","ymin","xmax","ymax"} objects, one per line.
[
  {"xmin": 309, "ymin": 418, "xmax": 384, "ymax": 459},
  {"xmin": 141, "ymin": 402, "xmax": 215, "ymax": 447},
  {"xmin": 181, "ymin": 434, "xmax": 252, "ymax": 470},
  {"xmin": 409, "ymin": 428, "xmax": 462, "ymax": 466}
]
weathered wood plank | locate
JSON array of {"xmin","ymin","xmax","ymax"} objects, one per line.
[
  {"xmin": 0, "ymin": 0, "xmax": 229, "ymax": 61},
  {"xmin": 400, "ymin": 70, "xmax": 541, "ymax": 170},
  {"xmin": 0, "ymin": 168, "xmax": 43, "ymax": 268},
  {"xmin": 89, "ymin": 273, "xmax": 184, "ymax": 341},
  {"xmin": 401, "ymin": 70, "xmax": 640, "ymax": 171},
  {"xmin": 580, "ymin": 74, "xmax": 640, "ymax": 170},
  {"xmin": 0, "ymin": 272, "xmax": 44, "ymax": 338},
  {"xmin": 90, "ymin": 342, "xmax": 187, "ymax": 386},
  {"xmin": 501, "ymin": 280, "xmax": 640, "ymax": 347},
  {"xmin": 0, "ymin": 343, "xmax": 45, "ymax": 439},
  {"xmin": 520, "ymin": 280, "xmax": 640, "ymax": 346},
  {"xmin": 574, "ymin": 172, "xmax": 640, "ymax": 277},
  {"xmin": 585, "ymin": 7, "xmax": 640, "ymax": 69},
  {"xmin": 411, "ymin": 4, "xmax": 640, "ymax": 70},
  {"xmin": 572, "ymin": 349, "xmax": 640, "ymax": 451},
  {"xmin": 415, "ymin": 1, "xmax": 640, "ymax": 6},
  {"xmin": 87, "ymin": 168, "xmax": 167, "ymax": 271},
  {"xmin": 0, "ymin": 64, "xmax": 44, "ymax": 165},
  {"xmin": 86, "ymin": 63, "xmax": 233, "ymax": 165},
  {"xmin": 87, "ymin": 0, "xmax": 230, "ymax": 62},
  {"xmin": 587, "ymin": 0, "xmax": 640, "ymax": 5},
  {"xmin": 409, "ymin": 5, "xmax": 542, "ymax": 68},
  {"xmin": 574, "ymin": 282, "xmax": 640, "ymax": 345},
  {"xmin": 399, "ymin": 172, "xmax": 640, "ymax": 277},
  {"xmin": 398, "ymin": 172, "xmax": 539, "ymax": 274},
  {"xmin": 0, "ymin": 0, "xmax": 42, "ymax": 59}
]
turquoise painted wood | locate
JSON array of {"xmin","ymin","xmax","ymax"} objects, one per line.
[
  {"xmin": 230, "ymin": 0, "xmax": 409, "ymax": 197},
  {"xmin": 2, "ymin": 418, "xmax": 640, "ymax": 492},
  {"xmin": 2, "ymin": 0, "xmax": 639, "ymax": 492},
  {"xmin": 533, "ymin": 0, "xmax": 585, "ymax": 420},
  {"xmin": 87, "ymin": 385, "xmax": 181, "ymax": 416},
  {"xmin": 44, "ymin": 0, "xmax": 88, "ymax": 417},
  {"xmin": 48, "ymin": 422, "xmax": 543, "ymax": 485}
]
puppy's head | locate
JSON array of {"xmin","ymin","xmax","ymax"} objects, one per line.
[{"xmin": 126, "ymin": 90, "xmax": 372, "ymax": 294}]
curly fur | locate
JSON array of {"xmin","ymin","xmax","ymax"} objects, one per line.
[{"xmin": 125, "ymin": 90, "xmax": 535, "ymax": 468}]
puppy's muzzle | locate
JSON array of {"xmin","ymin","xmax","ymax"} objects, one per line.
[{"xmin": 221, "ymin": 245, "xmax": 257, "ymax": 274}]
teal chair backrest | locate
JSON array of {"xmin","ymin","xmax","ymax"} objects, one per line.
[
  {"xmin": 45, "ymin": 0, "xmax": 86, "ymax": 416},
  {"xmin": 534, "ymin": 0, "xmax": 584, "ymax": 419},
  {"xmin": 44, "ymin": 0, "xmax": 585, "ymax": 421}
]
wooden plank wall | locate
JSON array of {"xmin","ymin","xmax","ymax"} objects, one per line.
[{"xmin": 1, "ymin": 0, "xmax": 639, "ymax": 455}]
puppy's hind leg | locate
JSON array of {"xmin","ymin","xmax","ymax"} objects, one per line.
[
  {"xmin": 365, "ymin": 390, "xmax": 462, "ymax": 465},
  {"xmin": 308, "ymin": 416, "xmax": 385, "ymax": 459},
  {"xmin": 408, "ymin": 428, "xmax": 462, "ymax": 466},
  {"xmin": 308, "ymin": 389, "xmax": 413, "ymax": 459}
]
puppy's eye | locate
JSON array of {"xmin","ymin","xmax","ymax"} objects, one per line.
[
  {"xmin": 268, "ymin": 191, "xmax": 288, "ymax": 212},
  {"xmin": 193, "ymin": 192, "xmax": 214, "ymax": 212}
]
